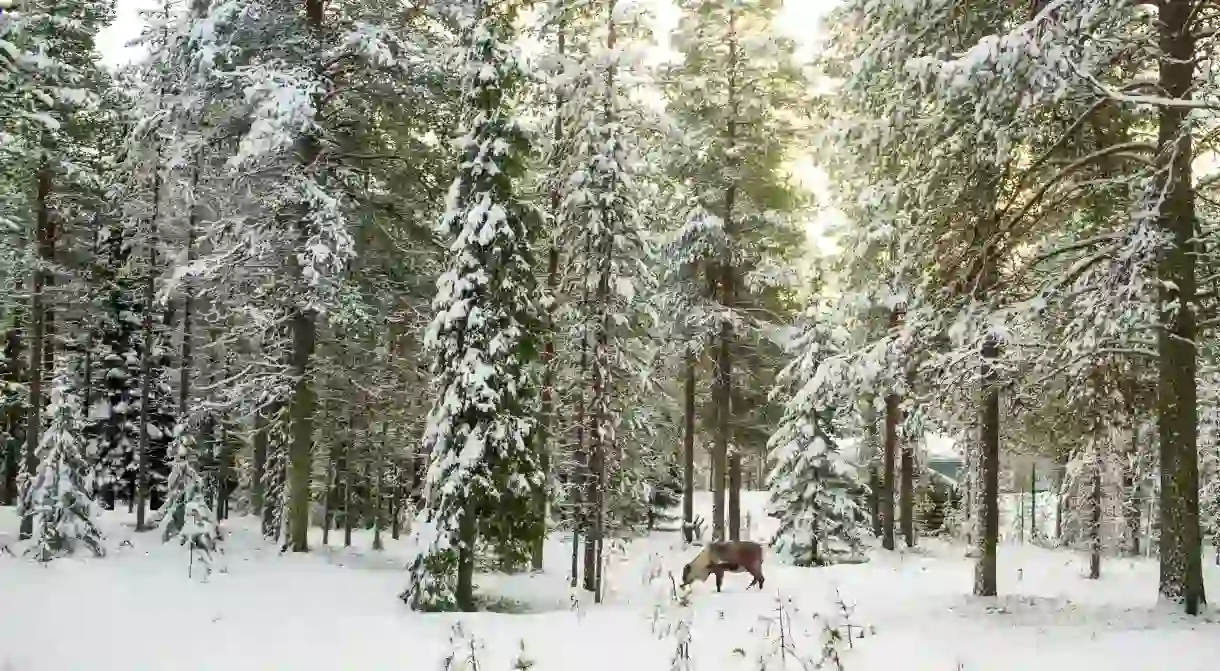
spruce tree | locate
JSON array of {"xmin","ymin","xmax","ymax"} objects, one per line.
[
  {"xmin": 402, "ymin": 0, "xmax": 543, "ymax": 612},
  {"xmin": 19, "ymin": 371, "xmax": 105, "ymax": 561},
  {"xmin": 767, "ymin": 304, "xmax": 868, "ymax": 566},
  {"xmin": 157, "ymin": 421, "xmax": 221, "ymax": 576}
]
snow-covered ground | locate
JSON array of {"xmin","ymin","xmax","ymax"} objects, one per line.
[{"xmin": 2, "ymin": 493, "xmax": 1218, "ymax": 670}]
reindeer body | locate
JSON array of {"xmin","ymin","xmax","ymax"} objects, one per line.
[{"xmin": 681, "ymin": 540, "xmax": 765, "ymax": 592}]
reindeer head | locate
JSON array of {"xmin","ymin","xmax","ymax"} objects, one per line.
[{"xmin": 680, "ymin": 547, "xmax": 712, "ymax": 587}]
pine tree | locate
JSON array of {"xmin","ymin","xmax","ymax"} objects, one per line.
[
  {"xmin": 156, "ymin": 421, "xmax": 221, "ymax": 576},
  {"xmin": 767, "ymin": 304, "xmax": 867, "ymax": 566},
  {"xmin": 19, "ymin": 371, "xmax": 105, "ymax": 561},
  {"xmin": 402, "ymin": 0, "xmax": 544, "ymax": 612}
]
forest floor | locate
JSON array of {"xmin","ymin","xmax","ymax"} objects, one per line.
[{"xmin": 2, "ymin": 493, "xmax": 1220, "ymax": 670}]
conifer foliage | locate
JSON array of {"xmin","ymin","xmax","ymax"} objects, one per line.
[
  {"xmin": 156, "ymin": 421, "xmax": 221, "ymax": 575},
  {"xmin": 19, "ymin": 372, "xmax": 105, "ymax": 562},
  {"xmin": 767, "ymin": 304, "xmax": 868, "ymax": 567},
  {"xmin": 403, "ymin": 0, "xmax": 544, "ymax": 612}
]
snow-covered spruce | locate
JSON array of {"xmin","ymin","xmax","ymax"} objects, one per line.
[
  {"xmin": 767, "ymin": 306, "xmax": 868, "ymax": 567},
  {"xmin": 19, "ymin": 373, "xmax": 106, "ymax": 562},
  {"xmin": 156, "ymin": 422, "xmax": 221, "ymax": 576},
  {"xmin": 403, "ymin": 0, "xmax": 544, "ymax": 612}
]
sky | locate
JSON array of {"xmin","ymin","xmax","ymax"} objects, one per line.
[{"xmin": 95, "ymin": 0, "xmax": 846, "ymax": 256}]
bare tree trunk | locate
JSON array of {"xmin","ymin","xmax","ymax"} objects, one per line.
[
  {"xmin": 712, "ymin": 8, "xmax": 740, "ymax": 545},
  {"xmin": 533, "ymin": 24, "xmax": 565, "ymax": 574},
  {"xmin": 728, "ymin": 449, "xmax": 741, "ymax": 541},
  {"xmin": 882, "ymin": 390, "xmax": 898, "ymax": 551},
  {"xmin": 974, "ymin": 335, "xmax": 1000, "ymax": 597},
  {"xmin": 1, "ymin": 313, "xmax": 23, "ymax": 506},
  {"xmin": 391, "ymin": 460, "xmax": 402, "ymax": 541},
  {"xmin": 1088, "ymin": 433, "xmax": 1102, "ymax": 580},
  {"xmin": 341, "ymin": 441, "xmax": 353, "ymax": 548},
  {"xmin": 19, "ymin": 158, "xmax": 51, "ymax": 540},
  {"xmin": 135, "ymin": 241, "xmax": 157, "ymax": 531},
  {"xmin": 285, "ymin": 0, "xmax": 325, "ymax": 554},
  {"xmin": 372, "ymin": 423, "xmax": 385, "ymax": 551},
  {"xmin": 682, "ymin": 351, "xmax": 695, "ymax": 543},
  {"xmin": 321, "ymin": 427, "xmax": 336, "ymax": 546},
  {"xmin": 1154, "ymin": 0, "xmax": 1206, "ymax": 615},
  {"xmin": 900, "ymin": 425, "xmax": 915, "ymax": 547}
]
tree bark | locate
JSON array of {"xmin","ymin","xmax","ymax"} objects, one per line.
[
  {"xmin": 974, "ymin": 335, "xmax": 1000, "ymax": 597},
  {"xmin": 1088, "ymin": 433, "xmax": 1102, "ymax": 580},
  {"xmin": 342, "ymin": 446, "xmax": 353, "ymax": 548},
  {"xmin": 135, "ymin": 241, "xmax": 157, "ymax": 531},
  {"xmin": 532, "ymin": 22, "xmax": 565, "ymax": 574},
  {"xmin": 1, "ymin": 313, "xmax": 23, "ymax": 506},
  {"xmin": 712, "ymin": 7, "xmax": 739, "ymax": 545},
  {"xmin": 882, "ymin": 391, "xmax": 898, "ymax": 551},
  {"xmin": 727, "ymin": 448, "xmax": 736, "ymax": 544},
  {"xmin": 682, "ymin": 351, "xmax": 696, "ymax": 543},
  {"xmin": 284, "ymin": 0, "xmax": 325, "ymax": 554},
  {"xmin": 900, "ymin": 423, "xmax": 915, "ymax": 547},
  {"xmin": 19, "ymin": 158, "xmax": 52, "ymax": 540},
  {"xmin": 1154, "ymin": 0, "xmax": 1206, "ymax": 615}
]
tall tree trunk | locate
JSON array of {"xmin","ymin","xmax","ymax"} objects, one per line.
[
  {"xmin": 321, "ymin": 453, "xmax": 335, "ymax": 546},
  {"xmin": 533, "ymin": 24, "xmax": 565, "ymax": 574},
  {"xmin": 713, "ymin": 7, "xmax": 739, "ymax": 545},
  {"xmin": 1028, "ymin": 462, "xmax": 1037, "ymax": 541},
  {"xmin": 1088, "ymin": 433, "xmax": 1102, "ymax": 580},
  {"xmin": 974, "ymin": 335, "xmax": 1000, "ymax": 597},
  {"xmin": 372, "ymin": 422, "xmax": 386, "ymax": 551},
  {"xmin": 287, "ymin": 306, "xmax": 316, "ymax": 552},
  {"xmin": 285, "ymin": 0, "xmax": 325, "ymax": 554},
  {"xmin": 342, "ymin": 446, "xmax": 353, "ymax": 548},
  {"xmin": 900, "ymin": 424, "xmax": 915, "ymax": 547},
  {"xmin": 1, "ymin": 313, "xmax": 23, "ymax": 506},
  {"xmin": 135, "ymin": 241, "xmax": 157, "ymax": 531},
  {"xmin": 1154, "ymin": 0, "xmax": 1206, "ymax": 615},
  {"xmin": 390, "ymin": 461, "xmax": 402, "ymax": 541},
  {"xmin": 682, "ymin": 351, "xmax": 696, "ymax": 543},
  {"xmin": 728, "ymin": 449, "xmax": 741, "ymax": 541},
  {"xmin": 19, "ymin": 158, "xmax": 51, "ymax": 540},
  {"xmin": 881, "ymin": 391, "xmax": 898, "ymax": 551}
]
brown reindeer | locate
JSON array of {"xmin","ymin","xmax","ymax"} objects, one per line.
[{"xmin": 680, "ymin": 541, "xmax": 765, "ymax": 592}]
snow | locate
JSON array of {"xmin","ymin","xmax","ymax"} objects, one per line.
[{"xmin": 2, "ymin": 492, "xmax": 1219, "ymax": 670}]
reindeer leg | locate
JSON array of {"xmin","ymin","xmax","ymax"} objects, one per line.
[{"xmin": 714, "ymin": 569, "xmax": 723, "ymax": 593}]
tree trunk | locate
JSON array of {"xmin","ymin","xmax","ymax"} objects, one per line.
[
  {"xmin": 372, "ymin": 423, "xmax": 385, "ymax": 551},
  {"xmin": 1088, "ymin": 434, "xmax": 1102, "ymax": 580},
  {"xmin": 532, "ymin": 23, "xmax": 565, "ymax": 574},
  {"xmin": 1, "ymin": 314, "xmax": 23, "ymax": 506},
  {"xmin": 869, "ymin": 463, "xmax": 882, "ymax": 537},
  {"xmin": 284, "ymin": 0, "xmax": 325, "ymax": 554},
  {"xmin": 900, "ymin": 427, "xmax": 915, "ymax": 547},
  {"xmin": 287, "ymin": 307, "xmax": 316, "ymax": 552},
  {"xmin": 974, "ymin": 335, "xmax": 1000, "ymax": 597},
  {"xmin": 882, "ymin": 391, "xmax": 898, "ymax": 551},
  {"xmin": 321, "ymin": 450, "xmax": 336, "ymax": 546},
  {"xmin": 339, "ymin": 444, "xmax": 352, "ymax": 546},
  {"xmin": 1154, "ymin": 0, "xmax": 1206, "ymax": 615},
  {"xmin": 712, "ymin": 8, "xmax": 739, "ymax": 545},
  {"xmin": 391, "ymin": 462, "xmax": 402, "ymax": 541},
  {"xmin": 1029, "ymin": 462, "xmax": 1037, "ymax": 541},
  {"xmin": 728, "ymin": 450, "xmax": 741, "ymax": 541},
  {"xmin": 682, "ymin": 351, "xmax": 695, "ymax": 543},
  {"xmin": 135, "ymin": 243, "xmax": 157, "ymax": 531},
  {"xmin": 19, "ymin": 159, "xmax": 51, "ymax": 540}
]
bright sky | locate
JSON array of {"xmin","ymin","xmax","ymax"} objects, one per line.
[{"xmin": 96, "ymin": 0, "xmax": 845, "ymax": 256}]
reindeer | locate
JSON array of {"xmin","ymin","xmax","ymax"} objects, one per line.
[{"xmin": 680, "ymin": 540, "xmax": 765, "ymax": 593}]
